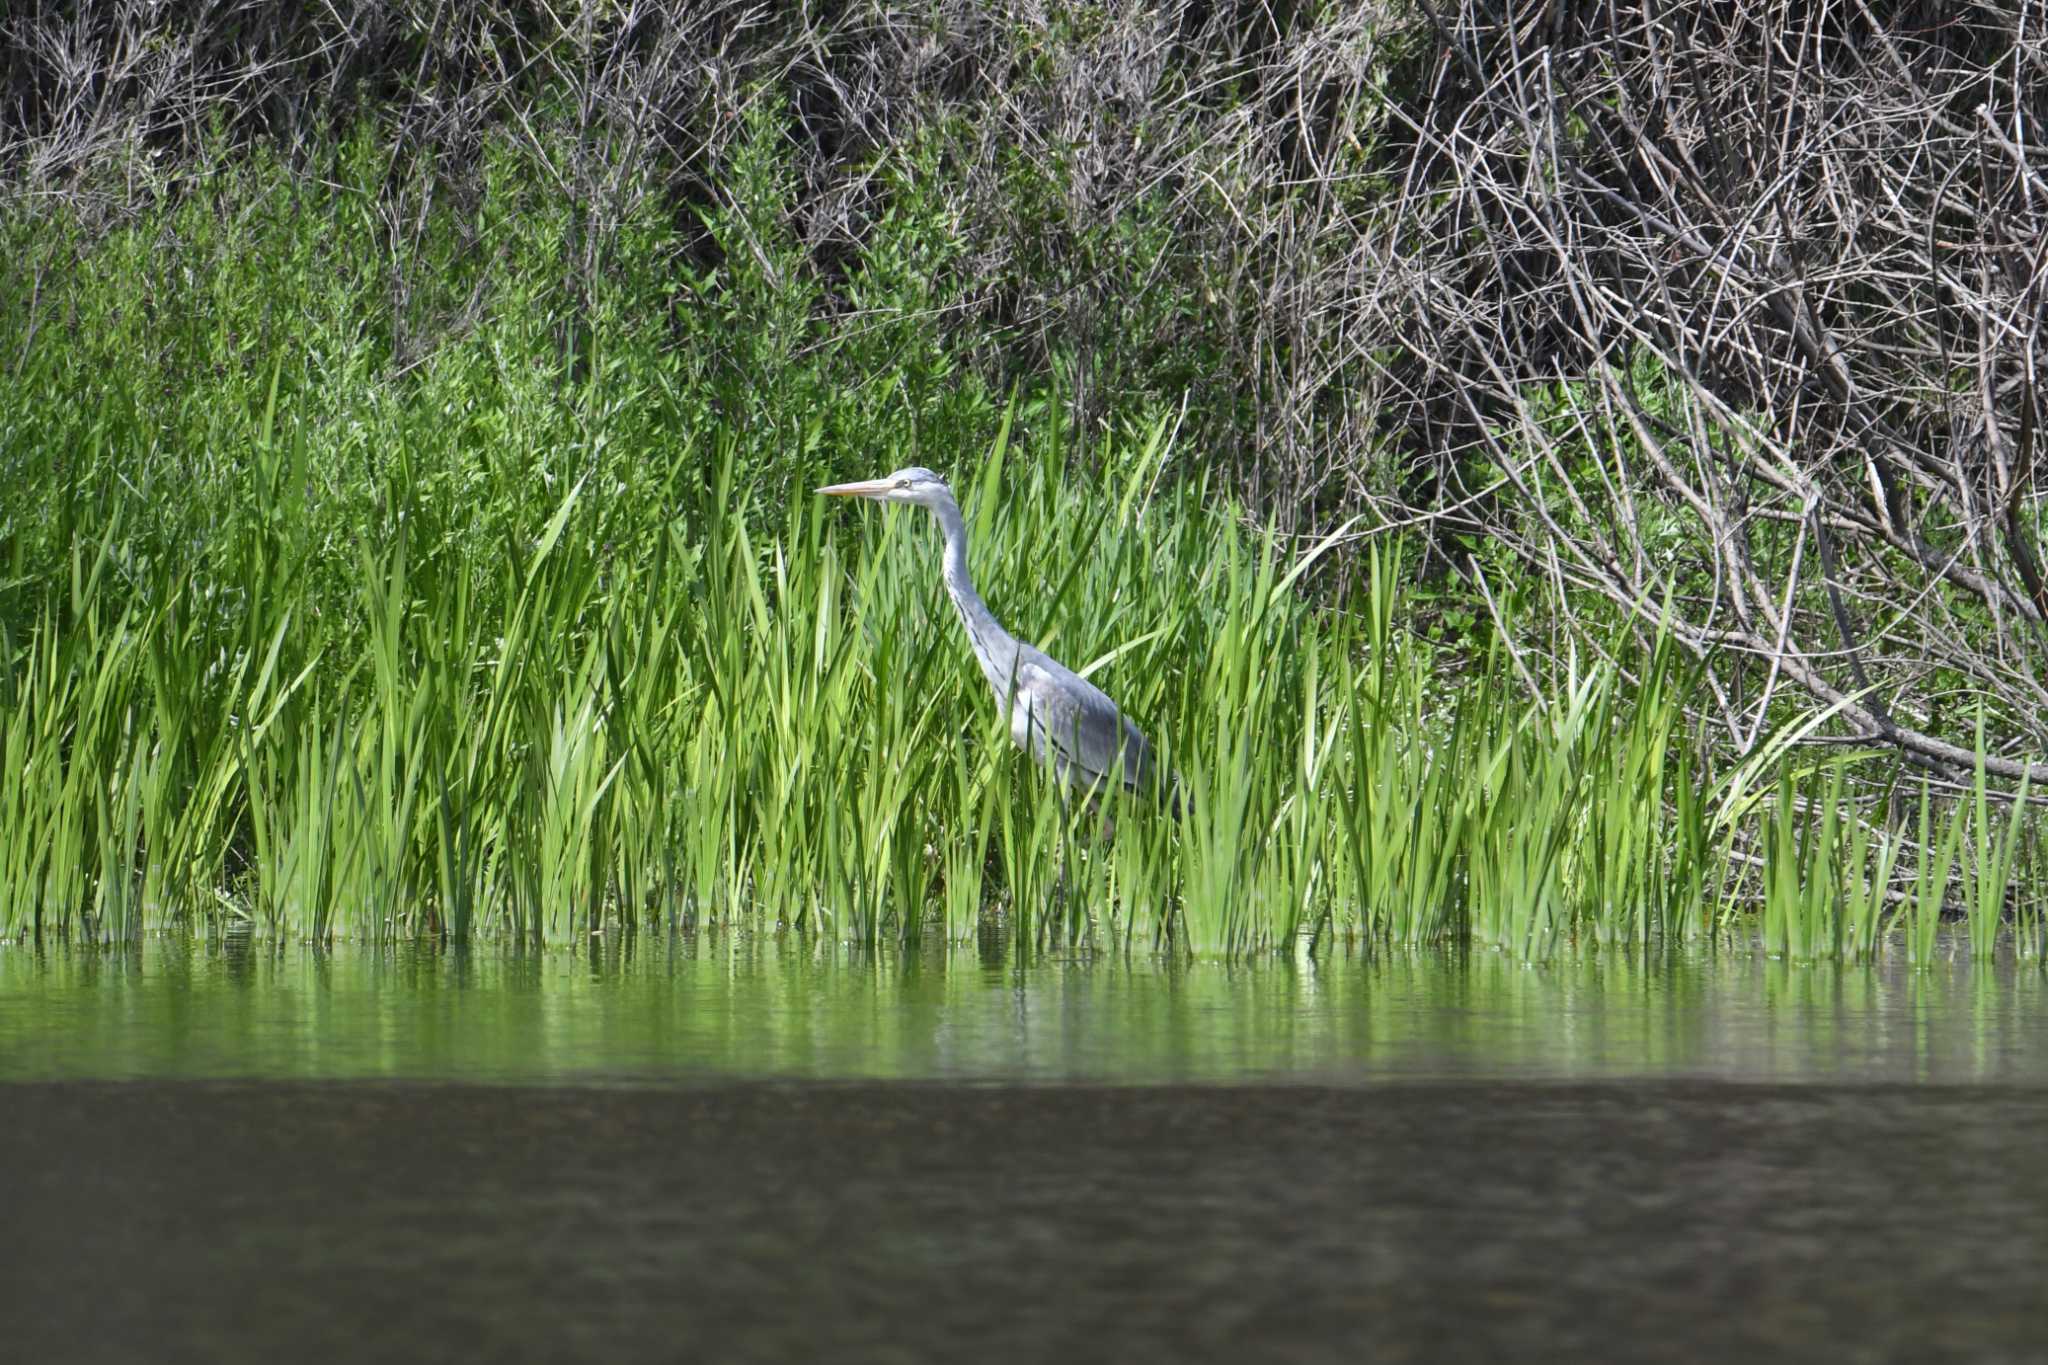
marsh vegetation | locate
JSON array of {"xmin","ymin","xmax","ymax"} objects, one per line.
[{"xmin": 3, "ymin": 2, "xmax": 2043, "ymax": 958}]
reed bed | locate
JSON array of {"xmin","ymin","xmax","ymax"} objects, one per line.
[
  {"xmin": 3, "ymin": 134, "xmax": 2042, "ymax": 960},
  {"xmin": 6, "ymin": 426, "xmax": 2040, "ymax": 959}
]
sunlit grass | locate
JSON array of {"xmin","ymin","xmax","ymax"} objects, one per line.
[
  {"xmin": 2, "ymin": 128, "xmax": 2043, "ymax": 959},
  {"xmin": 5, "ymin": 419, "xmax": 2044, "ymax": 957}
]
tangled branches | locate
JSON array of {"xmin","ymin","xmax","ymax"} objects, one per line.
[{"xmin": 1364, "ymin": 2, "xmax": 2048, "ymax": 780}]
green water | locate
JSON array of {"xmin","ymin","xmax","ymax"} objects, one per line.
[
  {"xmin": 12, "ymin": 932, "xmax": 2048, "ymax": 1363},
  {"xmin": 5, "ymin": 931, "xmax": 2045, "ymax": 1085}
]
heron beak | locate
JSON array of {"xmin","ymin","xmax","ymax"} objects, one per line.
[{"xmin": 816, "ymin": 479, "xmax": 894, "ymax": 500}]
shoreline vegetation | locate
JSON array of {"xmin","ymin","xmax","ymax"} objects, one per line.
[{"xmin": 3, "ymin": 3, "xmax": 2043, "ymax": 958}]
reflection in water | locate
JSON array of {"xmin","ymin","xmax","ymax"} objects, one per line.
[
  {"xmin": 2, "ymin": 931, "xmax": 2044, "ymax": 1085},
  {"xmin": 9, "ymin": 934, "xmax": 2048, "ymax": 1364}
]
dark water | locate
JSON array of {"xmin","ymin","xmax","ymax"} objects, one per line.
[{"xmin": 6, "ymin": 934, "xmax": 2048, "ymax": 1363}]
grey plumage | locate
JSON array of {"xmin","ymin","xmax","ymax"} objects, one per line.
[{"xmin": 818, "ymin": 466, "xmax": 1168, "ymax": 805}]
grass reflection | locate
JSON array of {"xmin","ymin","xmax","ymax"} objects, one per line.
[{"xmin": 3, "ymin": 931, "xmax": 2046, "ymax": 1088}]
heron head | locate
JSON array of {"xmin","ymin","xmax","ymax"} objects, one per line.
[{"xmin": 816, "ymin": 466, "xmax": 953, "ymax": 507}]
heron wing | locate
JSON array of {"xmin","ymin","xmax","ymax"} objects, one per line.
[{"xmin": 1012, "ymin": 653, "xmax": 1156, "ymax": 794}]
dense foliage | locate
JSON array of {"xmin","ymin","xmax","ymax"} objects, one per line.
[{"xmin": 1, "ymin": 2, "xmax": 2042, "ymax": 951}]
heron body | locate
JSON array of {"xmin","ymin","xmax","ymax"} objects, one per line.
[{"xmin": 818, "ymin": 466, "xmax": 1165, "ymax": 803}]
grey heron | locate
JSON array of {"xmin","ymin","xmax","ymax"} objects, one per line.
[{"xmin": 818, "ymin": 467, "xmax": 1174, "ymax": 811}]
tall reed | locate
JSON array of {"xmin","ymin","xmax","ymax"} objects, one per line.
[{"xmin": 4, "ymin": 124, "xmax": 2042, "ymax": 958}]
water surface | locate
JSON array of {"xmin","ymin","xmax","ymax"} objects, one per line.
[
  {"xmin": 5, "ymin": 931, "xmax": 2046, "ymax": 1085},
  {"xmin": 7, "ymin": 934, "xmax": 2047, "ymax": 1364}
]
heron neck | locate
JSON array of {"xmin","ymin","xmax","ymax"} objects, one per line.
[{"xmin": 931, "ymin": 495, "xmax": 1017, "ymax": 690}]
